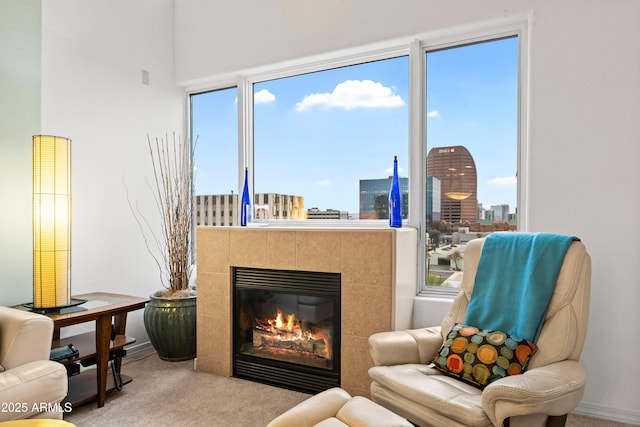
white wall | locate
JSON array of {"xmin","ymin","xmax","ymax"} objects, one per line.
[
  {"xmin": 174, "ymin": 0, "xmax": 640, "ymax": 422},
  {"xmin": 40, "ymin": 0, "xmax": 184, "ymax": 342},
  {"xmin": 0, "ymin": 0, "xmax": 184, "ymax": 344},
  {"xmin": 0, "ymin": 0, "xmax": 41, "ymax": 307}
]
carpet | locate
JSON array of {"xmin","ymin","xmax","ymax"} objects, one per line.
[
  {"xmin": 64, "ymin": 349, "xmax": 310, "ymax": 427},
  {"xmin": 64, "ymin": 349, "xmax": 634, "ymax": 427}
]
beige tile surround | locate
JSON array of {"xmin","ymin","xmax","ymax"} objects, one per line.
[{"xmin": 195, "ymin": 226, "xmax": 416, "ymax": 397}]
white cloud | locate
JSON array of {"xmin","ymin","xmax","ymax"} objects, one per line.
[
  {"xmin": 317, "ymin": 179, "xmax": 330, "ymax": 186},
  {"xmin": 427, "ymin": 110, "xmax": 440, "ymax": 118},
  {"xmin": 254, "ymin": 89, "xmax": 276, "ymax": 104},
  {"xmin": 489, "ymin": 176, "xmax": 517, "ymax": 186},
  {"xmin": 296, "ymin": 80, "xmax": 405, "ymax": 112}
]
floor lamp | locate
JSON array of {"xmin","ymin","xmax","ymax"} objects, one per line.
[{"xmin": 29, "ymin": 135, "xmax": 85, "ymax": 313}]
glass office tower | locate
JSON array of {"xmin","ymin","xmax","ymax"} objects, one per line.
[{"xmin": 359, "ymin": 177, "xmax": 409, "ymax": 220}]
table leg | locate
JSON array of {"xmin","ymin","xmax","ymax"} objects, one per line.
[
  {"xmin": 95, "ymin": 315, "xmax": 112, "ymax": 408},
  {"xmin": 112, "ymin": 313, "xmax": 129, "ymax": 375},
  {"xmin": 113, "ymin": 313, "xmax": 128, "ymax": 335}
]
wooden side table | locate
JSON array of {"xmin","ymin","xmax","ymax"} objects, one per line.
[{"xmin": 19, "ymin": 292, "xmax": 149, "ymax": 408}]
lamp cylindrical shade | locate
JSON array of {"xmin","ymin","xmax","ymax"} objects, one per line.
[{"xmin": 32, "ymin": 135, "xmax": 71, "ymax": 308}]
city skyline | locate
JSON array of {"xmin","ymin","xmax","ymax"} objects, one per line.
[{"xmin": 192, "ymin": 37, "xmax": 518, "ymax": 216}]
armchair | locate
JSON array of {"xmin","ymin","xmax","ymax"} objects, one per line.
[
  {"xmin": 0, "ymin": 307, "xmax": 68, "ymax": 421},
  {"xmin": 368, "ymin": 237, "xmax": 591, "ymax": 427}
]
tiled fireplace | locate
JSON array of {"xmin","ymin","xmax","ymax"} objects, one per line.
[{"xmin": 195, "ymin": 226, "xmax": 417, "ymax": 397}]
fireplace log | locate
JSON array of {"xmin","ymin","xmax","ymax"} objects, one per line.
[{"xmin": 253, "ymin": 329, "xmax": 328, "ymax": 359}]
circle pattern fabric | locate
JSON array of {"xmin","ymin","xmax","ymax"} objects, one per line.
[{"xmin": 433, "ymin": 323, "xmax": 538, "ymax": 389}]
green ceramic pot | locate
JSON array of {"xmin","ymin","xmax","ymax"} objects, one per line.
[{"xmin": 144, "ymin": 294, "xmax": 196, "ymax": 361}]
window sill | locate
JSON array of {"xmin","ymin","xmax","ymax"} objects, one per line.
[
  {"xmin": 413, "ymin": 295, "xmax": 455, "ymax": 329},
  {"xmin": 244, "ymin": 220, "xmax": 416, "ymax": 230}
]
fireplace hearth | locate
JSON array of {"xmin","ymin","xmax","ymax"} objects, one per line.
[{"xmin": 233, "ymin": 267, "xmax": 341, "ymax": 394}]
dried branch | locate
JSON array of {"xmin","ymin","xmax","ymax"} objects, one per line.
[{"xmin": 126, "ymin": 132, "xmax": 196, "ymax": 296}]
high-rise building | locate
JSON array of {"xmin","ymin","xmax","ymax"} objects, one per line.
[
  {"xmin": 195, "ymin": 192, "xmax": 304, "ymax": 226},
  {"xmin": 426, "ymin": 145, "xmax": 477, "ymax": 223},
  {"xmin": 195, "ymin": 194, "xmax": 239, "ymax": 226},
  {"xmin": 426, "ymin": 176, "xmax": 441, "ymax": 227},
  {"xmin": 254, "ymin": 193, "xmax": 305, "ymax": 220},
  {"xmin": 359, "ymin": 177, "xmax": 409, "ymax": 220},
  {"xmin": 490, "ymin": 204, "xmax": 510, "ymax": 222},
  {"xmin": 307, "ymin": 207, "xmax": 348, "ymax": 220}
]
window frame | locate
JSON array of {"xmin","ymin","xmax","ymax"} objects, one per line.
[
  {"xmin": 417, "ymin": 19, "xmax": 529, "ymax": 296},
  {"xmin": 186, "ymin": 15, "xmax": 530, "ymax": 297}
]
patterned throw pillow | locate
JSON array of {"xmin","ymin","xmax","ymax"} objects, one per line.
[{"xmin": 432, "ymin": 323, "xmax": 537, "ymax": 389}]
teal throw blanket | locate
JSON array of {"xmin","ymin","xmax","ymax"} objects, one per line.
[{"xmin": 465, "ymin": 232, "xmax": 579, "ymax": 343}]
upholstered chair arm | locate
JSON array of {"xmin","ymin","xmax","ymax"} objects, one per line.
[
  {"xmin": 0, "ymin": 307, "xmax": 54, "ymax": 370},
  {"xmin": 369, "ymin": 326, "xmax": 443, "ymax": 366},
  {"xmin": 0, "ymin": 360, "xmax": 68, "ymax": 422},
  {"xmin": 482, "ymin": 360, "xmax": 587, "ymax": 427}
]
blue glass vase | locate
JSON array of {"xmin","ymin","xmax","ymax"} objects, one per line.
[
  {"xmin": 241, "ymin": 167, "xmax": 251, "ymax": 226},
  {"xmin": 389, "ymin": 156, "xmax": 402, "ymax": 228}
]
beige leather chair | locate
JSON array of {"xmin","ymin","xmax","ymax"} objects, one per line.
[
  {"xmin": 0, "ymin": 307, "xmax": 69, "ymax": 421},
  {"xmin": 368, "ymin": 237, "xmax": 591, "ymax": 427},
  {"xmin": 267, "ymin": 387, "xmax": 413, "ymax": 427}
]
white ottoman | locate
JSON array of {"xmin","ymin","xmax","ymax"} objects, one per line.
[{"xmin": 267, "ymin": 387, "xmax": 412, "ymax": 427}]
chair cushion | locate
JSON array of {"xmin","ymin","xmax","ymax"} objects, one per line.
[
  {"xmin": 368, "ymin": 364, "xmax": 488, "ymax": 426},
  {"xmin": 433, "ymin": 323, "xmax": 537, "ymax": 389},
  {"xmin": 335, "ymin": 396, "xmax": 412, "ymax": 427}
]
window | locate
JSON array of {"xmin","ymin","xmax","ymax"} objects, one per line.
[
  {"xmin": 191, "ymin": 87, "xmax": 238, "ymax": 227},
  {"xmin": 189, "ymin": 18, "xmax": 527, "ymax": 297},
  {"xmin": 424, "ymin": 37, "xmax": 520, "ymax": 292},
  {"xmin": 253, "ymin": 57, "xmax": 409, "ymax": 222}
]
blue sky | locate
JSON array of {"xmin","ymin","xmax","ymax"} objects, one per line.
[
  {"xmin": 192, "ymin": 36, "xmax": 518, "ymax": 215},
  {"xmin": 253, "ymin": 56, "xmax": 409, "ymax": 213},
  {"xmin": 427, "ymin": 37, "xmax": 519, "ymax": 212}
]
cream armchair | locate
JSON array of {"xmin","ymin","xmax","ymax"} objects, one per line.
[
  {"xmin": 0, "ymin": 307, "xmax": 68, "ymax": 421},
  {"xmin": 368, "ymin": 237, "xmax": 591, "ymax": 427}
]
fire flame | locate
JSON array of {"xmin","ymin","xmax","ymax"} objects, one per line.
[
  {"xmin": 259, "ymin": 308, "xmax": 307, "ymax": 338},
  {"xmin": 254, "ymin": 308, "xmax": 331, "ymax": 359},
  {"xmin": 271, "ymin": 310, "xmax": 296, "ymax": 333}
]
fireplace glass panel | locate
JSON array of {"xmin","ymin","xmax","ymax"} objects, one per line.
[
  {"xmin": 236, "ymin": 290, "xmax": 335, "ymax": 370},
  {"xmin": 233, "ymin": 267, "xmax": 341, "ymax": 393}
]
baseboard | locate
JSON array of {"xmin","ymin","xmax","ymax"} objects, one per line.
[
  {"xmin": 573, "ymin": 401, "xmax": 640, "ymax": 425},
  {"xmin": 124, "ymin": 341, "xmax": 154, "ymax": 357}
]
